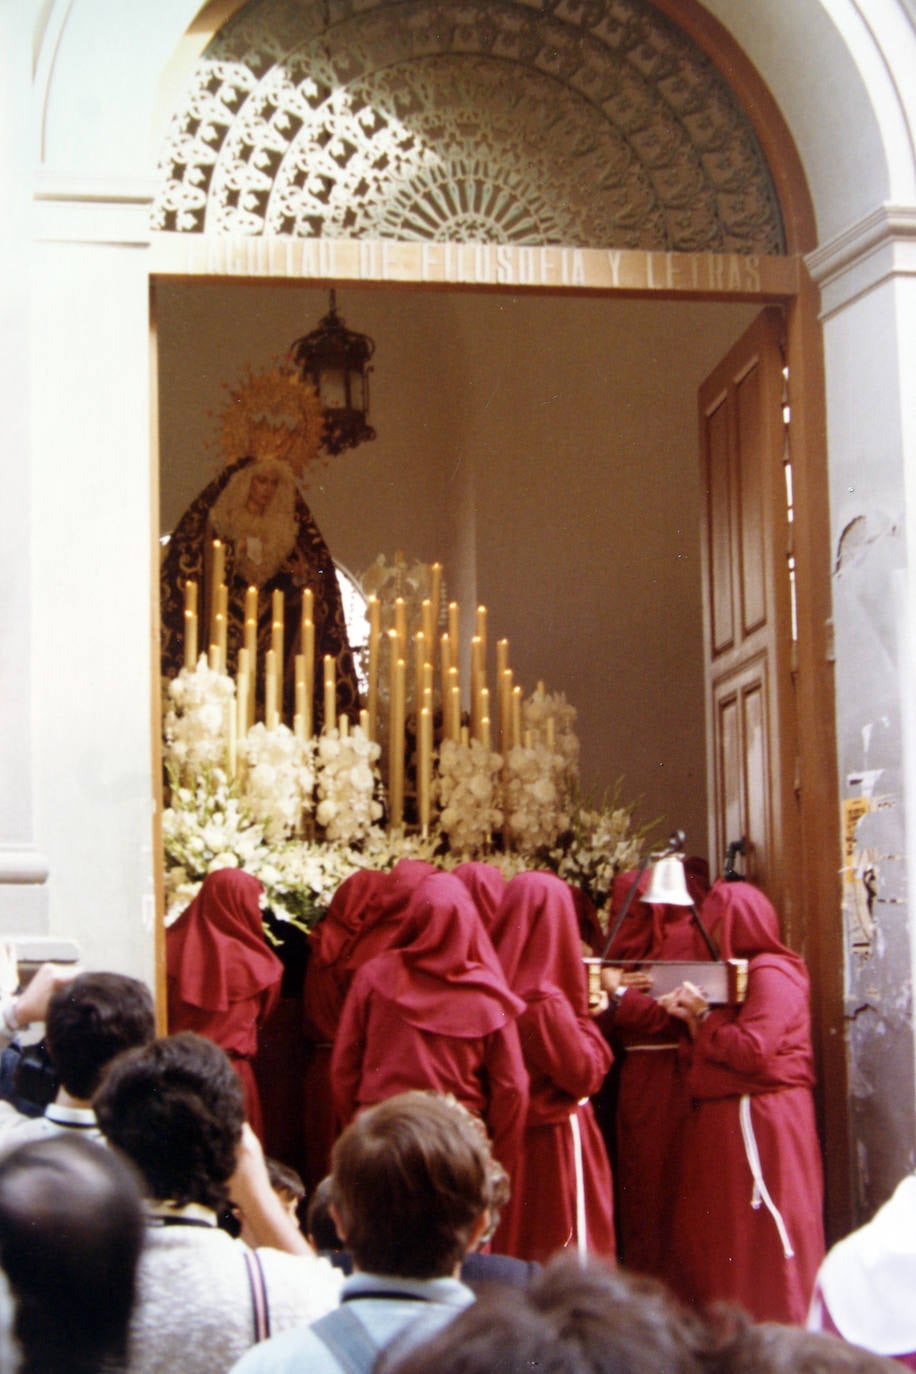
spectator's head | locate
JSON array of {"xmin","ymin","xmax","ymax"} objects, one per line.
[
  {"xmin": 329, "ymin": 1091, "xmax": 495, "ymax": 1279},
  {"xmin": 45, "ymin": 972, "xmax": 155, "ymax": 1101},
  {"xmin": 306, "ymin": 1175, "xmax": 343, "ymax": 1252},
  {"xmin": 380, "ymin": 1251, "xmax": 709, "ymax": 1374},
  {"xmin": 0, "ymin": 1134, "xmax": 144, "ymax": 1374},
  {"xmin": 94, "ymin": 1031, "xmax": 244, "ymax": 1212},
  {"xmin": 711, "ymin": 1316, "xmax": 906, "ymax": 1374},
  {"xmin": 238, "ymin": 1156, "xmax": 306, "ymax": 1247}
]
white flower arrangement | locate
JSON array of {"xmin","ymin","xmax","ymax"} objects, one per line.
[
  {"xmin": 547, "ymin": 785, "xmax": 650, "ymax": 918},
  {"xmin": 503, "ymin": 738, "xmax": 571, "ymax": 855},
  {"xmin": 522, "ymin": 683, "xmax": 580, "ymax": 796},
  {"xmin": 436, "ymin": 737, "xmax": 504, "ymax": 857},
  {"xmin": 163, "ymin": 656, "xmax": 235, "ymax": 781},
  {"xmin": 159, "ymin": 634, "xmax": 649, "ymax": 935},
  {"xmin": 314, "ymin": 725, "xmax": 384, "ymax": 844},
  {"xmin": 161, "ymin": 766, "xmax": 266, "ymax": 924},
  {"xmin": 241, "ymin": 722, "xmax": 315, "ymax": 843}
]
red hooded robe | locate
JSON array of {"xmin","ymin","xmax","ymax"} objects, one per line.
[
  {"xmin": 488, "ymin": 871, "xmax": 616, "ymax": 1264},
  {"xmin": 670, "ymin": 879, "xmax": 825, "ymax": 1324},
  {"xmin": 600, "ymin": 860, "xmax": 711, "ymax": 1284},
  {"xmin": 166, "ymin": 868, "xmax": 283, "ymax": 1137},
  {"xmin": 331, "ymin": 872, "xmax": 529, "ymax": 1187}
]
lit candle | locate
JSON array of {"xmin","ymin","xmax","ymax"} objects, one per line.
[
  {"xmin": 450, "ymin": 684, "xmax": 461, "ymax": 742},
  {"xmin": 460, "ymin": 724, "xmax": 470, "ymax": 747},
  {"xmin": 211, "ymin": 539, "xmax": 226, "ymax": 587},
  {"xmin": 294, "ymin": 654, "xmax": 307, "ymax": 739},
  {"xmin": 479, "ymin": 686, "xmax": 490, "ymax": 744},
  {"xmin": 390, "ymin": 657, "xmax": 406, "ymax": 827},
  {"xmin": 303, "ymin": 619, "xmax": 314, "ymax": 739},
  {"xmin": 394, "ymin": 597, "xmax": 407, "ymax": 659},
  {"xmin": 414, "ymin": 631, "xmax": 426, "ymax": 715},
  {"xmin": 209, "ymin": 540, "xmax": 225, "ymax": 651},
  {"xmin": 183, "ymin": 580, "xmax": 198, "ymax": 670},
  {"xmin": 430, "ymin": 563, "xmax": 442, "ymax": 627},
  {"xmin": 501, "ymin": 668, "xmax": 514, "ymax": 749},
  {"xmin": 236, "ymin": 670, "xmax": 249, "ymax": 741},
  {"xmin": 339, "ymin": 713, "xmax": 349, "ymax": 738},
  {"xmin": 448, "ymin": 600, "xmax": 460, "ymax": 647},
  {"xmin": 208, "ymin": 644, "xmax": 219, "ymax": 672},
  {"xmin": 367, "ymin": 595, "xmax": 380, "ymax": 741},
  {"xmin": 421, "ymin": 598, "xmax": 434, "ymax": 646},
  {"xmin": 480, "ymin": 715, "xmax": 491, "ymax": 754},
  {"xmin": 323, "ymin": 655, "xmax": 336, "ymax": 732},
  {"xmin": 470, "ymin": 636, "xmax": 482, "ymax": 737},
  {"xmin": 216, "ymin": 584, "xmax": 228, "ymax": 673},
  {"xmin": 271, "ymin": 587, "xmax": 283, "ymax": 664},
  {"xmin": 546, "ymin": 715, "xmax": 556, "ymax": 750},
  {"xmin": 244, "ymin": 588, "xmax": 258, "ymax": 701},
  {"xmin": 265, "ymin": 649, "xmax": 279, "ymax": 730},
  {"xmin": 448, "ymin": 668, "xmax": 460, "ymax": 741},
  {"xmin": 440, "ymin": 633, "xmax": 451, "ymax": 702},
  {"xmin": 475, "ymin": 605, "xmax": 488, "ymax": 670},
  {"xmin": 359, "ymin": 708, "xmax": 370, "ymax": 735},
  {"xmin": 418, "ymin": 706, "xmax": 432, "ymax": 834},
  {"xmin": 512, "ymin": 685, "xmax": 522, "ymax": 750}
]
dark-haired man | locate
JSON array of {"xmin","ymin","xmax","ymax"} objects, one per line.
[
  {"xmin": 0, "ymin": 1133, "xmax": 146, "ymax": 1374},
  {"xmin": 94, "ymin": 1031, "xmax": 342, "ymax": 1374},
  {"xmin": 0, "ymin": 962, "xmax": 155, "ymax": 1153},
  {"xmin": 229, "ymin": 1090, "xmax": 498, "ymax": 1374}
]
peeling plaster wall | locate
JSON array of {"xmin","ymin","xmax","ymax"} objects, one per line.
[{"xmin": 826, "ymin": 276, "xmax": 916, "ymax": 1218}]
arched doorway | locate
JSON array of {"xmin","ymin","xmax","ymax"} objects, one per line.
[{"xmin": 150, "ymin": 0, "xmax": 847, "ymax": 1229}]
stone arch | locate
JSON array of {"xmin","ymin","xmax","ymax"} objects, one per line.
[{"xmin": 152, "ymin": 0, "xmax": 785, "ymax": 253}]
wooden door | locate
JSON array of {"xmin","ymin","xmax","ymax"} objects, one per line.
[{"xmin": 700, "ymin": 307, "xmax": 800, "ymax": 930}]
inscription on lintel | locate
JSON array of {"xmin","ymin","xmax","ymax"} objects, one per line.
[{"xmin": 150, "ymin": 235, "xmax": 797, "ymax": 299}]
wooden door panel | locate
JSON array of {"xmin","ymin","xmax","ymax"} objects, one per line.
[
  {"xmin": 736, "ymin": 361, "xmax": 767, "ymax": 636},
  {"xmin": 705, "ymin": 395, "xmax": 735, "ymax": 656},
  {"xmin": 700, "ymin": 307, "xmax": 796, "ymax": 914}
]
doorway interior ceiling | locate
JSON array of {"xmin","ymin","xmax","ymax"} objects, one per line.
[{"xmin": 153, "ymin": 0, "xmax": 785, "ymax": 252}]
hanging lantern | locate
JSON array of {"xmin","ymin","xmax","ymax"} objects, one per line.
[{"xmin": 289, "ymin": 290, "xmax": 376, "ymax": 455}]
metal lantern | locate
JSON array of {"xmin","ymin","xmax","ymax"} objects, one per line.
[{"xmin": 289, "ymin": 290, "xmax": 376, "ymax": 454}]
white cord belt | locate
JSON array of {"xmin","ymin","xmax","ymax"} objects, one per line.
[
  {"xmin": 738, "ymin": 1093, "xmax": 794, "ymax": 1259},
  {"xmin": 570, "ymin": 1102, "xmax": 588, "ymax": 1260}
]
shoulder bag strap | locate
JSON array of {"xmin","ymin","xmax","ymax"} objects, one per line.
[
  {"xmin": 243, "ymin": 1247, "xmax": 271, "ymax": 1343},
  {"xmin": 309, "ymin": 1308, "xmax": 379, "ymax": 1374}
]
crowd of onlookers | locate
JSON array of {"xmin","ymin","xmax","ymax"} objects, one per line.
[{"xmin": 0, "ymin": 864, "xmax": 911, "ymax": 1372}]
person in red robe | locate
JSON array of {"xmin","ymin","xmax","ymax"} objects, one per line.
[
  {"xmin": 330, "ymin": 871, "xmax": 528, "ymax": 1190},
  {"xmin": 452, "ymin": 861, "xmax": 506, "ymax": 929},
  {"xmin": 662, "ymin": 879, "xmax": 825, "ymax": 1325},
  {"xmin": 599, "ymin": 859, "xmax": 711, "ymax": 1286},
  {"xmin": 165, "ymin": 868, "xmax": 283, "ymax": 1138},
  {"xmin": 301, "ymin": 859, "xmax": 436, "ymax": 1187},
  {"xmin": 487, "ymin": 870, "xmax": 616, "ymax": 1264}
]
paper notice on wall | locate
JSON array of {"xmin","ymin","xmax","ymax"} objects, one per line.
[{"xmin": 843, "ymin": 797, "xmax": 876, "ymax": 950}]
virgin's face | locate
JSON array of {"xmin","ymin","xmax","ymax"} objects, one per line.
[{"xmin": 246, "ymin": 468, "xmax": 281, "ymax": 514}]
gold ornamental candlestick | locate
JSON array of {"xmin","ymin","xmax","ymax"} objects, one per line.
[{"xmin": 183, "ymin": 580, "xmax": 198, "ymax": 670}]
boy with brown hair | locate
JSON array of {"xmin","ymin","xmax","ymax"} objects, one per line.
[{"xmin": 229, "ymin": 1090, "xmax": 498, "ymax": 1374}]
